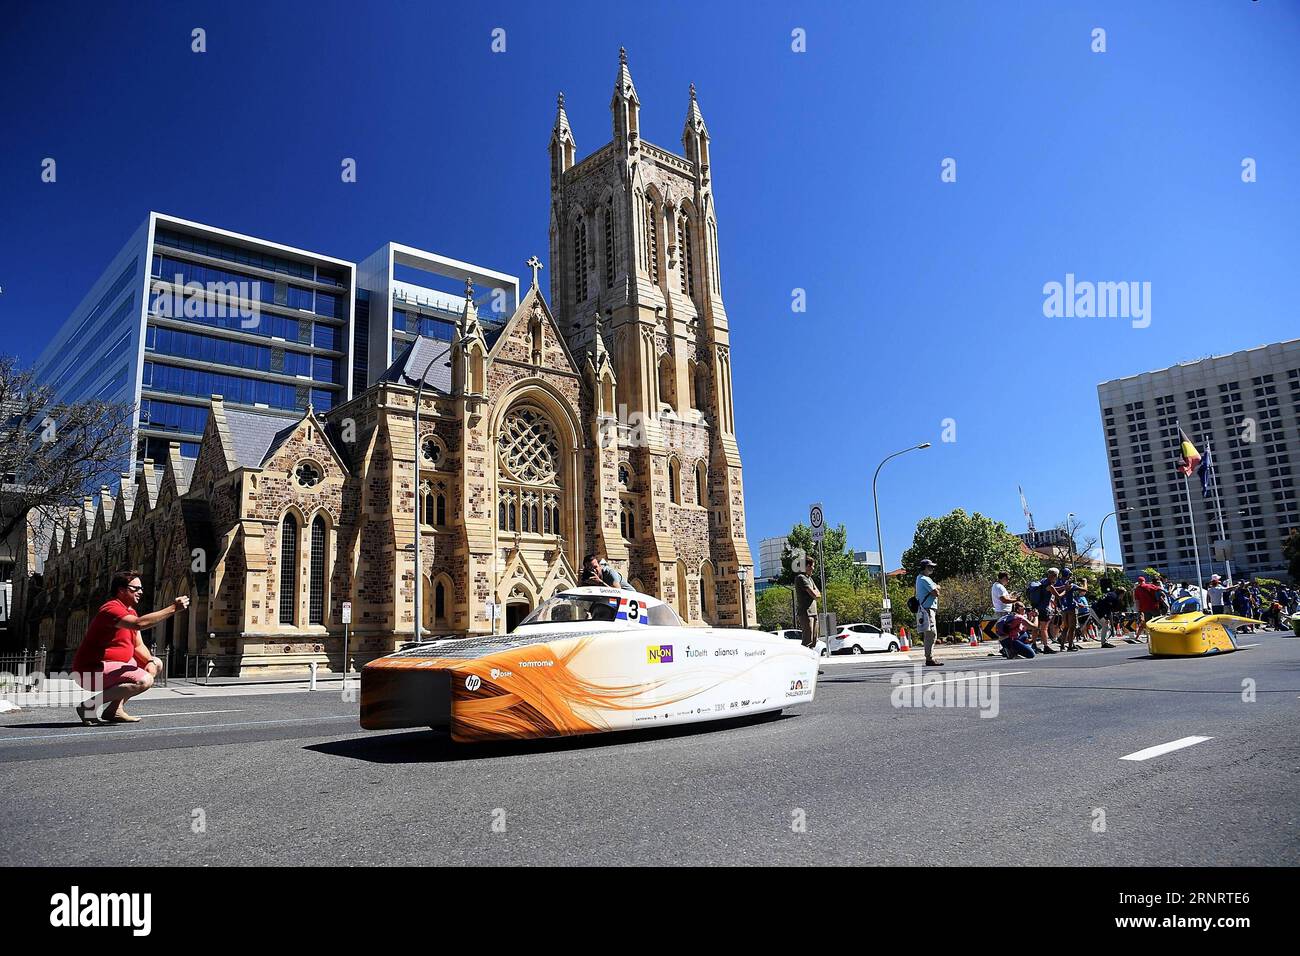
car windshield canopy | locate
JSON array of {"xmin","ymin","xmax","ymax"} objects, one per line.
[{"xmin": 521, "ymin": 593, "xmax": 682, "ymax": 627}]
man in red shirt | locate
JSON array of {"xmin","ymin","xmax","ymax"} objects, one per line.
[
  {"xmin": 72, "ymin": 569, "xmax": 190, "ymax": 725},
  {"xmin": 1132, "ymin": 575, "xmax": 1165, "ymax": 643}
]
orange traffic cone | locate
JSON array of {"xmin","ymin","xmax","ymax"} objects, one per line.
[
  {"xmin": 898, "ymin": 627, "xmax": 910, "ymax": 652},
  {"xmin": 969, "ymin": 627, "xmax": 979, "ymax": 647}
]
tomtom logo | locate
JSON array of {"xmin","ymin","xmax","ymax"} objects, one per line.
[
  {"xmin": 49, "ymin": 886, "xmax": 152, "ymax": 936},
  {"xmin": 464, "ymin": 675, "xmax": 482, "ymax": 691}
]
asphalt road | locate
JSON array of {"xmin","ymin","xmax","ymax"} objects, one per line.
[{"xmin": 3, "ymin": 632, "xmax": 1298, "ymax": 866}]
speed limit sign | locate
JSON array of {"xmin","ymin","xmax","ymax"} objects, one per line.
[{"xmin": 810, "ymin": 502, "xmax": 825, "ymax": 544}]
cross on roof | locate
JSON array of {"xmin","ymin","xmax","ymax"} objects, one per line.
[{"xmin": 526, "ymin": 255, "xmax": 543, "ymax": 288}]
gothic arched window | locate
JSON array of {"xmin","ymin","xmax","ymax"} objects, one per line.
[
  {"xmin": 678, "ymin": 215, "xmax": 695, "ymax": 299},
  {"xmin": 308, "ymin": 514, "xmax": 327, "ymax": 625},
  {"xmin": 604, "ymin": 196, "xmax": 615, "ymax": 289},
  {"xmin": 497, "ymin": 406, "xmax": 563, "ymax": 539},
  {"xmin": 668, "ymin": 457, "xmax": 680, "ymax": 505},
  {"xmin": 279, "ymin": 514, "xmax": 298, "ymax": 626},
  {"xmin": 573, "ymin": 217, "xmax": 589, "ymax": 303},
  {"xmin": 644, "ymin": 201, "xmax": 660, "ymax": 283}
]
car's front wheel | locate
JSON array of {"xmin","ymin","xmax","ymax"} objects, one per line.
[{"xmin": 888, "ymin": 642, "xmax": 899, "ymax": 652}]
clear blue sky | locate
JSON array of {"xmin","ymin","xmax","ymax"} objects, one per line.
[{"xmin": 2, "ymin": 1, "xmax": 1298, "ymax": 568}]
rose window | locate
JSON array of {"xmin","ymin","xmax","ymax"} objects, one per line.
[
  {"xmin": 295, "ymin": 462, "xmax": 323, "ymax": 488},
  {"xmin": 498, "ymin": 407, "xmax": 560, "ymax": 484}
]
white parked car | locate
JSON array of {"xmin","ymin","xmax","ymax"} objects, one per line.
[
  {"xmin": 772, "ymin": 628, "xmax": 828, "ymax": 657},
  {"xmin": 829, "ymin": 622, "xmax": 901, "ymax": 655}
]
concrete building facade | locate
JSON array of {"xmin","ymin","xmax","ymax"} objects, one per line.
[{"xmin": 1097, "ymin": 339, "xmax": 1300, "ymax": 582}]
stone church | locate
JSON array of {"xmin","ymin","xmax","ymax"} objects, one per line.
[{"xmin": 19, "ymin": 52, "xmax": 756, "ymax": 675}]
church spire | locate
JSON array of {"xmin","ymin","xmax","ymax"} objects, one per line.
[
  {"xmin": 610, "ymin": 46, "xmax": 641, "ymax": 150},
  {"xmin": 458, "ymin": 276, "xmax": 480, "ymax": 340},
  {"xmin": 549, "ymin": 91, "xmax": 576, "ymax": 182},
  {"xmin": 682, "ymin": 82, "xmax": 711, "ymax": 178}
]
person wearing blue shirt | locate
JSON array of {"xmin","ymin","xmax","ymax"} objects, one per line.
[
  {"xmin": 1057, "ymin": 568, "xmax": 1088, "ymax": 652},
  {"xmin": 915, "ymin": 558, "xmax": 942, "ymax": 667}
]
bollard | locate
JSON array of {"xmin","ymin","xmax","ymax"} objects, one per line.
[{"xmin": 309, "ymin": 661, "xmax": 318, "ymax": 692}]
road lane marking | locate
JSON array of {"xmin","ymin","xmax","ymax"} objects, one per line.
[
  {"xmin": 126, "ymin": 709, "xmax": 244, "ymax": 718},
  {"xmin": 0, "ymin": 714, "xmax": 357, "ymax": 743},
  {"xmin": 895, "ymin": 671, "xmax": 1028, "ymax": 690},
  {"xmin": 1120, "ymin": 736, "xmax": 1213, "ymax": 761}
]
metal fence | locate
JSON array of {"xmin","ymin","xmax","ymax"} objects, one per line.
[{"xmin": 0, "ymin": 650, "xmax": 45, "ymax": 693}]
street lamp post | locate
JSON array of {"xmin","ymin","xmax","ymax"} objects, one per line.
[
  {"xmin": 872, "ymin": 442, "xmax": 932, "ymax": 619},
  {"xmin": 737, "ymin": 565, "xmax": 749, "ymax": 629},
  {"xmin": 1099, "ymin": 508, "xmax": 1132, "ymax": 574},
  {"xmin": 412, "ymin": 340, "xmax": 454, "ymax": 645}
]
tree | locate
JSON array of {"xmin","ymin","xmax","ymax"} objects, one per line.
[
  {"xmin": 779, "ymin": 522, "xmax": 855, "ymax": 585},
  {"xmin": 1284, "ymin": 530, "xmax": 1300, "ymax": 584},
  {"xmin": 0, "ymin": 355, "xmax": 135, "ymax": 543},
  {"xmin": 1040, "ymin": 514, "xmax": 1101, "ymax": 575},
  {"xmin": 900, "ymin": 509, "xmax": 1043, "ymax": 587},
  {"xmin": 756, "ymin": 585, "xmax": 794, "ymax": 630}
]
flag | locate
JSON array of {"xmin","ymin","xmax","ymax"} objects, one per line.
[
  {"xmin": 1177, "ymin": 428, "xmax": 1201, "ymax": 477},
  {"xmin": 1198, "ymin": 446, "xmax": 1214, "ymax": 498}
]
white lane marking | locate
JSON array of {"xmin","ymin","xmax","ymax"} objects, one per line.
[
  {"xmin": 1237, "ymin": 643, "xmax": 1259, "ymax": 649},
  {"xmin": 125, "ymin": 709, "xmax": 244, "ymax": 718},
  {"xmin": 1120, "ymin": 736, "xmax": 1213, "ymax": 761},
  {"xmin": 895, "ymin": 670, "xmax": 1028, "ymax": 690},
  {"xmin": 0, "ymin": 714, "xmax": 357, "ymax": 743}
]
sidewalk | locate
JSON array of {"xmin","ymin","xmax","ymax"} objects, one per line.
[
  {"xmin": 820, "ymin": 634, "xmax": 1133, "ymax": 666},
  {"xmin": 1, "ymin": 673, "xmax": 359, "ymax": 709}
]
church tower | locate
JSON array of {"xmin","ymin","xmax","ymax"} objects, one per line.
[{"xmin": 548, "ymin": 48, "xmax": 753, "ymax": 627}]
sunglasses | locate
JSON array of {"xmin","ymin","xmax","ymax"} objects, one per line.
[{"xmin": 126, "ymin": 585, "xmax": 144, "ymax": 593}]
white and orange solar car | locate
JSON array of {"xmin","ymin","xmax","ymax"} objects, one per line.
[{"xmin": 360, "ymin": 586, "xmax": 819, "ymax": 742}]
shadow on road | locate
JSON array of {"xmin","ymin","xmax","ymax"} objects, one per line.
[{"xmin": 305, "ymin": 710, "xmax": 795, "ymax": 763}]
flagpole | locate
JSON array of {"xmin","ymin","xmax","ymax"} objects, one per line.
[
  {"xmin": 1206, "ymin": 440, "xmax": 1233, "ymax": 586},
  {"xmin": 1177, "ymin": 420, "xmax": 1205, "ymax": 603}
]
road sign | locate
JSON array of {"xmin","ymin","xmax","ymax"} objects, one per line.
[
  {"xmin": 810, "ymin": 503, "xmax": 825, "ymax": 543},
  {"xmin": 485, "ymin": 601, "xmax": 502, "ymax": 620},
  {"xmin": 880, "ymin": 611, "xmax": 893, "ymax": 632},
  {"xmin": 341, "ymin": 601, "xmax": 352, "ymax": 624}
]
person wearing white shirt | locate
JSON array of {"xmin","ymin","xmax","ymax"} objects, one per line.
[
  {"xmin": 991, "ymin": 571, "xmax": 1017, "ymax": 615},
  {"xmin": 1207, "ymin": 575, "xmax": 1227, "ymax": 615}
]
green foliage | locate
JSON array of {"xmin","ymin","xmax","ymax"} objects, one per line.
[
  {"xmin": 779, "ymin": 522, "xmax": 855, "ymax": 585},
  {"xmin": 756, "ymin": 585, "xmax": 794, "ymax": 630},
  {"xmin": 1284, "ymin": 530, "xmax": 1300, "ymax": 583},
  {"xmin": 900, "ymin": 509, "xmax": 1044, "ymax": 586}
]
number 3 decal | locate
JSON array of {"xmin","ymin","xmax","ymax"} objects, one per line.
[{"xmin": 626, "ymin": 599, "xmax": 639, "ymax": 621}]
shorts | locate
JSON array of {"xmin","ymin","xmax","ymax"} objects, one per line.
[{"xmin": 106, "ymin": 661, "xmax": 152, "ymax": 688}]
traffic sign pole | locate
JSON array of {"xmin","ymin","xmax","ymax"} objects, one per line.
[{"xmin": 810, "ymin": 503, "xmax": 826, "ymax": 645}]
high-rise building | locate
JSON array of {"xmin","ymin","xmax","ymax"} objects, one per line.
[
  {"xmin": 353, "ymin": 243, "xmax": 518, "ymax": 393},
  {"xmin": 1097, "ymin": 339, "xmax": 1300, "ymax": 581},
  {"xmin": 35, "ymin": 216, "xmax": 520, "ymax": 471},
  {"xmin": 34, "ymin": 213, "xmax": 356, "ymax": 466}
]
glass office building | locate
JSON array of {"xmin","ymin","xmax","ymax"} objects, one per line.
[
  {"xmin": 36, "ymin": 216, "xmax": 520, "ymax": 472},
  {"xmin": 35, "ymin": 213, "xmax": 356, "ymax": 468},
  {"xmin": 353, "ymin": 243, "xmax": 518, "ymax": 392}
]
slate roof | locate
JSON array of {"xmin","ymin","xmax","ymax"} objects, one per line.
[
  {"xmin": 380, "ymin": 336, "xmax": 454, "ymax": 393},
  {"xmin": 221, "ymin": 407, "xmax": 302, "ymax": 469}
]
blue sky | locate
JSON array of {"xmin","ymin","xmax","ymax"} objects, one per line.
[{"xmin": 2, "ymin": 0, "xmax": 1298, "ymax": 568}]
